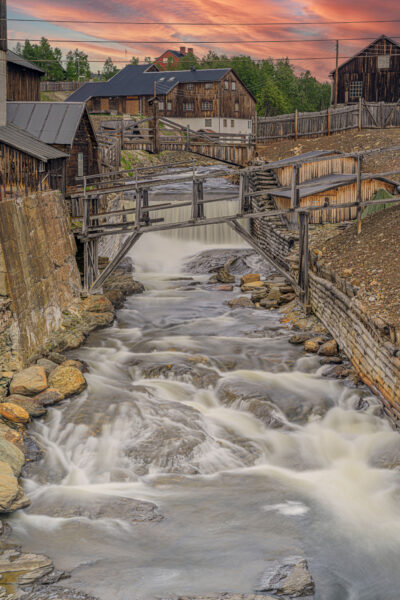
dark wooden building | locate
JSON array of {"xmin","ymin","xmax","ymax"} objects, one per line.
[
  {"xmin": 7, "ymin": 102, "xmax": 99, "ymax": 189},
  {"xmin": 67, "ymin": 65, "xmax": 256, "ymax": 134},
  {"xmin": 330, "ymin": 35, "xmax": 400, "ymax": 104},
  {"xmin": 6, "ymin": 50, "xmax": 43, "ymax": 102}
]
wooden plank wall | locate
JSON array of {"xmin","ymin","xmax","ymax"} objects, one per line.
[
  {"xmin": 7, "ymin": 63, "xmax": 41, "ymax": 101},
  {"xmin": 275, "ymin": 157, "xmax": 357, "ymax": 186}
]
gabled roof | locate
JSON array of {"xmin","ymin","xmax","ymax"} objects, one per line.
[
  {"xmin": 66, "ymin": 66, "xmax": 233, "ymax": 102},
  {"xmin": 6, "ymin": 50, "xmax": 45, "ymax": 74},
  {"xmin": 6, "ymin": 102, "xmax": 89, "ymax": 146},
  {"xmin": 329, "ymin": 34, "xmax": 400, "ymax": 76},
  {"xmin": 157, "ymin": 49, "xmax": 185, "ymax": 59},
  {"xmin": 271, "ymin": 173, "xmax": 397, "ymax": 199},
  {"xmin": 0, "ymin": 122, "xmax": 67, "ymax": 162}
]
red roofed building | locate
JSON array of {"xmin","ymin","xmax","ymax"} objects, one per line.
[{"xmin": 154, "ymin": 47, "xmax": 194, "ymax": 70}]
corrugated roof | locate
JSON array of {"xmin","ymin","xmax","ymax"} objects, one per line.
[
  {"xmin": 270, "ymin": 150, "xmax": 342, "ymax": 168},
  {"xmin": 6, "ymin": 102, "xmax": 87, "ymax": 146},
  {"xmin": 66, "ymin": 65, "xmax": 231, "ymax": 102},
  {"xmin": 6, "ymin": 50, "xmax": 45, "ymax": 74},
  {"xmin": 0, "ymin": 122, "xmax": 67, "ymax": 162},
  {"xmin": 272, "ymin": 173, "xmax": 397, "ymax": 199}
]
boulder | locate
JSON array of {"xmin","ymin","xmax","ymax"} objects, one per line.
[
  {"xmin": 6, "ymin": 395, "xmax": 46, "ymax": 418},
  {"xmin": 0, "ymin": 402, "xmax": 30, "ymax": 424},
  {"xmin": 318, "ymin": 339, "xmax": 338, "ymax": 356},
  {"xmin": 251, "ymin": 288, "xmax": 268, "ymax": 302},
  {"xmin": 47, "ymin": 352, "xmax": 66, "ymax": 365},
  {"xmin": 105, "ymin": 275, "xmax": 144, "ymax": 296},
  {"xmin": 0, "ymin": 438, "xmax": 25, "ymax": 476},
  {"xmin": 36, "ymin": 358, "xmax": 58, "ymax": 375},
  {"xmin": 304, "ymin": 337, "xmax": 325, "ymax": 353},
  {"xmin": 217, "ymin": 285, "xmax": 233, "ymax": 291},
  {"xmin": 228, "ymin": 297, "xmax": 254, "ymax": 308},
  {"xmin": 61, "ymin": 359, "xmax": 87, "ymax": 373},
  {"xmin": 9, "ymin": 366, "xmax": 47, "ymax": 397},
  {"xmin": 256, "ymin": 556, "xmax": 314, "ymax": 597},
  {"xmin": 0, "ymin": 461, "xmax": 30, "ymax": 512},
  {"xmin": 280, "ymin": 292, "xmax": 296, "ymax": 304},
  {"xmin": 260, "ymin": 298, "xmax": 279, "ymax": 309},
  {"xmin": 320, "ymin": 356, "xmax": 343, "ymax": 365},
  {"xmin": 216, "ymin": 267, "xmax": 235, "ymax": 284},
  {"xmin": 267, "ymin": 288, "xmax": 282, "ymax": 301},
  {"xmin": 0, "ymin": 548, "xmax": 53, "ymax": 584},
  {"xmin": 241, "ymin": 281, "xmax": 266, "ymax": 292},
  {"xmin": 241, "ymin": 273, "xmax": 260, "ymax": 285},
  {"xmin": 104, "ymin": 289, "xmax": 125, "ymax": 308},
  {"xmin": 48, "ymin": 366, "xmax": 87, "ymax": 399},
  {"xmin": 289, "ymin": 333, "xmax": 310, "ymax": 345},
  {"xmin": 81, "ymin": 295, "xmax": 114, "ymax": 314},
  {"xmin": 34, "ymin": 388, "xmax": 64, "ymax": 407}
]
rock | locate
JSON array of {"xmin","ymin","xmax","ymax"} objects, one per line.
[
  {"xmin": 24, "ymin": 436, "xmax": 44, "ymax": 463},
  {"xmin": 47, "ymin": 352, "xmax": 67, "ymax": 365},
  {"xmin": 208, "ymin": 275, "xmax": 218, "ymax": 284},
  {"xmin": 228, "ymin": 297, "xmax": 254, "ymax": 308},
  {"xmin": 241, "ymin": 281, "xmax": 266, "ymax": 292},
  {"xmin": 16, "ymin": 585, "xmax": 99, "ymax": 599},
  {"xmin": 342, "ymin": 268, "xmax": 353, "ymax": 277},
  {"xmin": 9, "ymin": 366, "xmax": 47, "ymax": 397},
  {"xmin": 104, "ymin": 289, "xmax": 125, "ymax": 308},
  {"xmin": 0, "ymin": 424, "xmax": 24, "ymax": 451},
  {"xmin": 61, "ymin": 359, "xmax": 87, "ymax": 373},
  {"xmin": 104, "ymin": 274, "xmax": 144, "ymax": 296},
  {"xmin": 0, "ymin": 402, "xmax": 30, "ymax": 424},
  {"xmin": 289, "ymin": 333, "xmax": 310, "ymax": 345},
  {"xmin": 259, "ymin": 298, "xmax": 279, "ymax": 309},
  {"xmin": 0, "ymin": 548, "xmax": 53, "ymax": 584},
  {"xmin": 255, "ymin": 556, "xmax": 315, "ymax": 597},
  {"xmin": 251, "ymin": 288, "xmax": 268, "ymax": 302},
  {"xmin": 267, "ymin": 288, "xmax": 282, "ymax": 301},
  {"xmin": 82, "ymin": 311, "xmax": 115, "ymax": 332},
  {"xmin": 241, "ymin": 273, "xmax": 260, "ymax": 285},
  {"xmin": 216, "ymin": 267, "xmax": 235, "ymax": 284},
  {"xmin": 0, "ymin": 437, "xmax": 25, "ymax": 476},
  {"xmin": 0, "ymin": 373, "xmax": 12, "ymax": 400},
  {"xmin": 331, "ymin": 365, "xmax": 353, "ymax": 379},
  {"xmin": 304, "ymin": 337, "xmax": 324, "ymax": 353},
  {"xmin": 81, "ymin": 295, "xmax": 114, "ymax": 314},
  {"xmin": 320, "ymin": 356, "xmax": 343, "ymax": 365},
  {"xmin": 48, "ymin": 367, "xmax": 87, "ymax": 399},
  {"xmin": 0, "ymin": 461, "xmax": 29, "ymax": 512},
  {"xmin": 217, "ymin": 285, "xmax": 233, "ymax": 291},
  {"xmin": 280, "ymin": 292, "xmax": 296, "ymax": 304},
  {"xmin": 34, "ymin": 388, "xmax": 64, "ymax": 407},
  {"xmin": 6, "ymin": 395, "xmax": 46, "ymax": 418},
  {"xmin": 60, "ymin": 331, "xmax": 86, "ymax": 350},
  {"xmin": 36, "ymin": 358, "xmax": 58, "ymax": 375},
  {"xmin": 318, "ymin": 339, "xmax": 338, "ymax": 356}
]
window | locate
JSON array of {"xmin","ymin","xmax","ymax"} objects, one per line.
[
  {"xmin": 234, "ymin": 102, "xmax": 239, "ymax": 112},
  {"xmin": 205, "ymin": 118, "xmax": 212, "ymax": 127},
  {"xmin": 186, "ymin": 83, "xmax": 194, "ymax": 90},
  {"xmin": 378, "ymin": 55, "xmax": 390, "ymax": 69},
  {"xmin": 184, "ymin": 102, "xmax": 194, "ymax": 111},
  {"xmin": 349, "ymin": 80, "xmax": 363, "ymax": 98},
  {"xmin": 232, "ymin": 81, "xmax": 236, "ymax": 90},
  {"xmin": 223, "ymin": 118, "xmax": 227, "ymax": 127},
  {"xmin": 224, "ymin": 81, "xmax": 229, "ymax": 90},
  {"xmin": 158, "ymin": 77, "xmax": 165, "ymax": 82},
  {"xmin": 168, "ymin": 76, "xmax": 175, "ymax": 81},
  {"xmin": 158, "ymin": 101, "xmax": 164, "ymax": 110},
  {"xmin": 248, "ymin": 120, "xmax": 252, "ymax": 128},
  {"xmin": 162, "ymin": 57, "xmax": 168, "ymax": 63},
  {"xmin": 231, "ymin": 120, "xmax": 235, "ymax": 127},
  {"xmin": 77, "ymin": 153, "xmax": 84, "ymax": 177},
  {"xmin": 205, "ymin": 83, "xmax": 213, "ymax": 89},
  {"xmin": 167, "ymin": 101, "xmax": 172, "ymax": 110},
  {"xmin": 202, "ymin": 100, "xmax": 213, "ymax": 111}
]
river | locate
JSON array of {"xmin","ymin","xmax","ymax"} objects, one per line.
[{"xmin": 8, "ymin": 170, "xmax": 400, "ymax": 600}]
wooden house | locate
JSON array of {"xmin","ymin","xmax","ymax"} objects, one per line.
[
  {"xmin": 270, "ymin": 174, "xmax": 398, "ymax": 224},
  {"xmin": 330, "ymin": 35, "xmax": 400, "ymax": 104},
  {"xmin": 67, "ymin": 65, "xmax": 256, "ymax": 135},
  {"xmin": 6, "ymin": 50, "xmax": 43, "ymax": 102},
  {"xmin": 271, "ymin": 151, "xmax": 357, "ymax": 186},
  {"xmin": 154, "ymin": 47, "xmax": 193, "ymax": 70},
  {"xmin": 7, "ymin": 102, "xmax": 99, "ymax": 189}
]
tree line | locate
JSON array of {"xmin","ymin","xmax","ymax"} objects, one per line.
[{"xmin": 14, "ymin": 39, "xmax": 331, "ymax": 115}]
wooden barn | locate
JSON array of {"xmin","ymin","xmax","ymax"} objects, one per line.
[
  {"xmin": 6, "ymin": 50, "xmax": 43, "ymax": 102},
  {"xmin": 7, "ymin": 102, "xmax": 99, "ymax": 189},
  {"xmin": 271, "ymin": 151, "xmax": 357, "ymax": 187},
  {"xmin": 330, "ymin": 35, "xmax": 400, "ymax": 104},
  {"xmin": 0, "ymin": 122, "xmax": 67, "ymax": 196},
  {"xmin": 270, "ymin": 174, "xmax": 398, "ymax": 224},
  {"xmin": 67, "ymin": 65, "xmax": 256, "ymax": 135}
]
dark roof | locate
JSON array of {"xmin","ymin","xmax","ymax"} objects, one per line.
[
  {"xmin": 157, "ymin": 50, "xmax": 185, "ymax": 59},
  {"xmin": 6, "ymin": 50, "xmax": 45, "ymax": 74},
  {"xmin": 66, "ymin": 65, "xmax": 232, "ymax": 102},
  {"xmin": 272, "ymin": 173, "xmax": 397, "ymax": 199},
  {"xmin": 270, "ymin": 150, "xmax": 342, "ymax": 168},
  {"xmin": 0, "ymin": 122, "xmax": 67, "ymax": 162},
  {"xmin": 329, "ymin": 34, "xmax": 400, "ymax": 76},
  {"xmin": 6, "ymin": 102, "xmax": 88, "ymax": 146}
]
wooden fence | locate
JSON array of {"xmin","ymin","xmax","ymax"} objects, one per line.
[
  {"xmin": 257, "ymin": 99, "xmax": 400, "ymax": 142},
  {"xmin": 40, "ymin": 81, "xmax": 83, "ymax": 92}
]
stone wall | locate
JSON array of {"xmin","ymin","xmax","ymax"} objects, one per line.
[{"xmin": 0, "ymin": 190, "xmax": 81, "ymax": 369}]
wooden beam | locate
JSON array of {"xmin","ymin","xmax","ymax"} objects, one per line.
[
  {"xmin": 334, "ymin": 40, "xmax": 339, "ymax": 109},
  {"xmin": 90, "ymin": 231, "xmax": 143, "ymax": 292}
]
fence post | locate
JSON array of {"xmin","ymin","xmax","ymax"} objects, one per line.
[
  {"xmin": 356, "ymin": 155, "xmax": 363, "ymax": 234},
  {"xmin": 327, "ymin": 107, "xmax": 331, "ymax": 136},
  {"xmin": 358, "ymin": 97, "xmax": 362, "ymax": 131},
  {"xmin": 290, "ymin": 164, "xmax": 299, "ymax": 229},
  {"xmin": 136, "ymin": 187, "xmax": 142, "ymax": 231},
  {"xmin": 298, "ymin": 210, "xmax": 310, "ymax": 311},
  {"xmin": 186, "ymin": 125, "xmax": 190, "ymax": 151},
  {"xmin": 142, "ymin": 188, "xmax": 149, "ymax": 225},
  {"xmin": 239, "ymin": 171, "xmax": 250, "ymax": 213},
  {"xmin": 294, "ymin": 109, "xmax": 298, "ymax": 141}
]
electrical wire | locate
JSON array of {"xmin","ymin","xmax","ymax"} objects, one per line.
[
  {"xmin": 5, "ymin": 18, "xmax": 400, "ymax": 26},
  {"xmin": 6, "ymin": 36, "xmax": 400, "ymax": 44}
]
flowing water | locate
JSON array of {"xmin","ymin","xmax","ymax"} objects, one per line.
[{"xmin": 8, "ymin": 171, "xmax": 400, "ymax": 600}]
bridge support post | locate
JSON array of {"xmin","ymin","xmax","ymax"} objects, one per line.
[
  {"xmin": 290, "ymin": 165, "xmax": 300, "ymax": 230},
  {"xmin": 239, "ymin": 172, "xmax": 250, "ymax": 213},
  {"xmin": 192, "ymin": 179, "xmax": 205, "ymax": 219},
  {"xmin": 298, "ymin": 210, "xmax": 310, "ymax": 312}
]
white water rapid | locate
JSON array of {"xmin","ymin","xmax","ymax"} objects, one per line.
[{"xmin": 7, "ymin": 172, "xmax": 400, "ymax": 600}]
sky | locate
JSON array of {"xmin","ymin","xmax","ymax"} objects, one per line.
[{"xmin": 6, "ymin": 0, "xmax": 400, "ymax": 81}]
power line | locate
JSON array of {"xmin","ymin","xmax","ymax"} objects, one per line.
[
  {"xmin": 7, "ymin": 36, "xmax": 399, "ymax": 44},
  {"xmin": 5, "ymin": 18, "xmax": 400, "ymax": 26}
]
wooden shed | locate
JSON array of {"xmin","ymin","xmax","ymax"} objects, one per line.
[
  {"xmin": 271, "ymin": 151, "xmax": 358, "ymax": 187},
  {"xmin": 271, "ymin": 174, "xmax": 398, "ymax": 224},
  {"xmin": 330, "ymin": 35, "xmax": 400, "ymax": 104},
  {"xmin": 7, "ymin": 102, "xmax": 99, "ymax": 189},
  {"xmin": 6, "ymin": 50, "xmax": 44, "ymax": 102}
]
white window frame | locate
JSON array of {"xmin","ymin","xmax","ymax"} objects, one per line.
[
  {"xmin": 378, "ymin": 55, "xmax": 390, "ymax": 69},
  {"xmin": 162, "ymin": 57, "xmax": 168, "ymax": 64},
  {"xmin": 205, "ymin": 118, "xmax": 212, "ymax": 127},
  {"xmin": 224, "ymin": 81, "xmax": 229, "ymax": 90},
  {"xmin": 205, "ymin": 83, "xmax": 213, "ymax": 89},
  {"xmin": 349, "ymin": 80, "xmax": 363, "ymax": 98},
  {"xmin": 234, "ymin": 102, "xmax": 239, "ymax": 112},
  {"xmin": 184, "ymin": 102, "xmax": 194, "ymax": 111},
  {"xmin": 201, "ymin": 100, "xmax": 213, "ymax": 111},
  {"xmin": 232, "ymin": 81, "xmax": 236, "ymax": 91},
  {"xmin": 186, "ymin": 83, "xmax": 194, "ymax": 90},
  {"xmin": 158, "ymin": 101, "xmax": 164, "ymax": 110},
  {"xmin": 167, "ymin": 101, "xmax": 172, "ymax": 110},
  {"xmin": 77, "ymin": 153, "xmax": 84, "ymax": 177}
]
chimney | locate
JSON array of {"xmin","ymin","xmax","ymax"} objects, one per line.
[
  {"xmin": 190, "ymin": 65, "xmax": 196, "ymax": 72},
  {"xmin": 180, "ymin": 46, "xmax": 186, "ymax": 55},
  {"xmin": 0, "ymin": 0, "xmax": 7, "ymax": 127},
  {"xmin": 188, "ymin": 48, "xmax": 194, "ymax": 54}
]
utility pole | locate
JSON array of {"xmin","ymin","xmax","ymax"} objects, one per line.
[
  {"xmin": 0, "ymin": 0, "xmax": 7, "ymax": 128},
  {"xmin": 152, "ymin": 81, "xmax": 159, "ymax": 154},
  {"xmin": 334, "ymin": 40, "xmax": 339, "ymax": 109}
]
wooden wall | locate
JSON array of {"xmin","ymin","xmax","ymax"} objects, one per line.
[
  {"xmin": 272, "ymin": 179, "xmax": 397, "ymax": 224},
  {"xmin": 275, "ymin": 157, "xmax": 357, "ymax": 187},
  {"xmin": 334, "ymin": 37, "xmax": 400, "ymax": 104},
  {"xmin": 7, "ymin": 63, "xmax": 41, "ymax": 101}
]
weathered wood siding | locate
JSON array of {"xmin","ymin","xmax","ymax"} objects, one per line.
[
  {"xmin": 7, "ymin": 62, "xmax": 41, "ymax": 101},
  {"xmin": 272, "ymin": 179, "xmax": 397, "ymax": 224},
  {"xmin": 275, "ymin": 157, "xmax": 357, "ymax": 187},
  {"xmin": 333, "ymin": 37, "xmax": 400, "ymax": 104}
]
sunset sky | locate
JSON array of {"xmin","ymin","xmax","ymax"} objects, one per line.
[{"xmin": 6, "ymin": 0, "xmax": 400, "ymax": 81}]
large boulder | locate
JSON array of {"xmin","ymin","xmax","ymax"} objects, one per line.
[
  {"xmin": 48, "ymin": 366, "xmax": 87, "ymax": 399},
  {"xmin": 0, "ymin": 460, "xmax": 29, "ymax": 512},
  {"xmin": 9, "ymin": 366, "xmax": 47, "ymax": 397},
  {"xmin": 0, "ymin": 437, "xmax": 25, "ymax": 475},
  {"xmin": 255, "ymin": 556, "xmax": 315, "ymax": 597},
  {"xmin": 0, "ymin": 402, "xmax": 30, "ymax": 423},
  {"xmin": 34, "ymin": 388, "xmax": 64, "ymax": 407},
  {"xmin": 216, "ymin": 267, "xmax": 235, "ymax": 284},
  {"xmin": 318, "ymin": 339, "xmax": 338, "ymax": 356},
  {"xmin": 228, "ymin": 297, "xmax": 254, "ymax": 308},
  {"xmin": 81, "ymin": 294, "xmax": 114, "ymax": 313},
  {"xmin": 36, "ymin": 358, "xmax": 58, "ymax": 375},
  {"xmin": 6, "ymin": 395, "xmax": 46, "ymax": 418},
  {"xmin": 241, "ymin": 273, "xmax": 260, "ymax": 285},
  {"xmin": 0, "ymin": 548, "xmax": 53, "ymax": 584}
]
